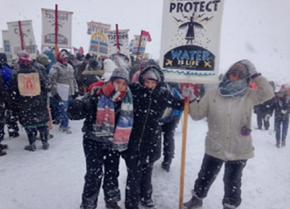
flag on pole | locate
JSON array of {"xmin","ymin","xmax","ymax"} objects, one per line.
[{"xmin": 141, "ymin": 30, "xmax": 152, "ymax": 42}]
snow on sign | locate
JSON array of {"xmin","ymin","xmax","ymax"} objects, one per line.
[
  {"xmin": 7, "ymin": 20, "xmax": 37, "ymax": 57},
  {"xmin": 160, "ymin": 0, "xmax": 224, "ymax": 84},
  {"xmin": 41, "ymin": 8, "xmax": 73, "ymax": 49},
  {"xmin": 107, "ymin": 29, "xmax": 130, "ymax": 61}
]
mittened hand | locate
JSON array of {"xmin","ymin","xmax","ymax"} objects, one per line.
[
  {"xmin": 182, "ymin": 87, "xmax": 196, "ymax": 102},
  {"xmin": 101, "ymin": 82, "xmax": 115, "ymax": 97}
]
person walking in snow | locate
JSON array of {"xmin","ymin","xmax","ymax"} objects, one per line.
[
  {"xmin": 0, "ymin": 53, "xmax": 13, "ymax": 156},
  {"xmin": 159, "ymin": 83, "xmax": 183, "ymax": 172},
  {"xmin": 49, "ymin": 49, "xmax": 78, "ymax": 134},
  {"xmin": 271, "ymin": 89, "xmax": 290, "ymax": 148},
  {"xmin": 11, "ymin": 51, "xmax": 50, "ymax": 151},
  {"xmin": 68, "ymin": 67, "xmax": 133, "ymax": 209},
  {"xmin": 124, "ymin": 63, "xmax": 184, "ymax": 209},
  {"xmin": 182, "ymin": 60, "xmax": 274, "ymax": 209}
]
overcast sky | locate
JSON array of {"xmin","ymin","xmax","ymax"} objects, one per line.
[{"xmin": 1, "ymin": 0, "xmax": 290, "ymax": 80}]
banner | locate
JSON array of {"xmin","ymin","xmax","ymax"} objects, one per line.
[
  {"xmin": 130, "ymin": 35, "xmax": 147, "ymax": 55},
  {"xmin": 41, "ymin": 8, "xmax": 73, "ymax": 49},
  {"xmin": 87, "ymin": 21, "xmax": 111, "ymax": 35},
  {"xmin": 17, "ymin": 73, "xmax": 41, "ymax": 97},
  {"xmin": 89, "ymin": 31, "xmax": 109, "ymax": 56},
  {"xmin": 107, "ymin": 29, "xmax": 130, "ymax": 60},
  {"xmin": 7, "ymin": 20, "xmax": 37, "ymax": 57},
  {"xmin": 2, "ymin": 30, "xmax": 12, "ymax": 60},
  {"xmin": 160, "ymin": 0, "xmax": 224, "ymax": 83}
]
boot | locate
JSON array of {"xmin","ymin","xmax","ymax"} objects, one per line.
[
  {"xmin": 0, "ymin": 148, "xmax": 7, "ymax": 156},
  {"xmin": 80, "ymin": 202, "xmax": 96, "ymax": 209},
  {"xmin": 59, "ymin": 127, "xmax": 72, "ymax": 134},
  {"xmin": 223, "ymin": 203, "xmax": 236, "ymax": 209},
  {"xmin": 140, "ymin": 198, "xmax": 155, "ymax": 208},
  {"xmin": 24, "ymin": 143, "xmax": 37, "ymax": 151},
  {"xmin": 0, "ymin": 143, "xmax": 8, "ymax": 150},
  {"xmin": 161, "ymin": 161, "xmax": 171, "ymax": 172},
  {"xmin": 183, "ymin": 195, "xmax": 203, "ymax": 209},
  {"xmin": 276, "ymin": 140, "xmax": 281, "ymax": 148},
  {"xmin": 106, "ymin": 201, "xmax": 122, "ymax": 209},
  {"xmin": 9, "ymin": 132, "xmax": 19, "ymax": 138},
  {"xmin": 42, "ymin": 142, "xmax": 50, "ymax": 150},
  {"xmin": 282, "ymin": 140, "xmax": 286, "ymax": 147}
]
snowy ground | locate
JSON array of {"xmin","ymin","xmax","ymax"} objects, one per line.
[{"xmin": 1, "ymin": 116, "xmax": 290, "ymax": 209}]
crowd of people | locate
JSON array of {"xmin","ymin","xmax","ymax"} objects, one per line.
[{"xmin": 0, "ymin": 48, "xmax": 287, "ymax": 209}]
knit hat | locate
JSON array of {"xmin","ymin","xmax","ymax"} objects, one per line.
[
  {"xmin": 36, "ymin": 53, "xmax": 51, "ymax": 67},
  {"xmin": 110, "ymin": 67, "xmax": 129, "ymax": 82},
  {"xmin": 0, "ymin": 53, "xmax": 7, "ymax": 65},
  {"xmin": 142, "ymin": 67, "xmax": 161, "ymax": 82}
]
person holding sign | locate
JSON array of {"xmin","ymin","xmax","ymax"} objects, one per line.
[
  {"xmin": 183, "ymin": 60, "xmax": 274, "ymax": 209},
  {"xmin": 11, "ymin": 51, "xmax": 50, "ymax": 151},
  {"xmin": 49, "ymin": 49, "xmax": 78, "ymax": 134}
]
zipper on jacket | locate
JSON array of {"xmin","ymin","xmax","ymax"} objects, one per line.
[{"xmin": 138, "ymin": 92, "xmax": 153, "ymax": 152}]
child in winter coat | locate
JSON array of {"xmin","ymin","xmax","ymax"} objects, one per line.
[
  {"xmin": 124, "ymin": 63, "xmax": 184, "ymax": 209},
  {"xmin": 12, "ymin": 52, "xmax": 50, "ymax": 151},
  {"xmin": 68, "ymin": 67, "xmax": 133, "ymax": 209},
  {"xmin": 183, "ymin": 60, "xmax": 274, "ymax": 209}
]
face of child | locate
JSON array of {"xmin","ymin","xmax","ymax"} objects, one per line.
[
  {"xmin": 113, "ymin": 79, "xmax": 128, "ymax": 92},
  {"xmin": 144, "ymin": 79, "xmax": 158, "ymax": 90}
]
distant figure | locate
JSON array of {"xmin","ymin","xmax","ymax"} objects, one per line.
[{"xmin": 179, "ymin": 16, "xmax": 203, "ymax": 44}]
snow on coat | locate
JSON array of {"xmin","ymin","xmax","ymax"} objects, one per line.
[{"xmin": 189, "ymin": 76, "xmax": 274, "ymax": 161}]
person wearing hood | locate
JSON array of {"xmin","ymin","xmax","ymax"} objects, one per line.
[
  {"xmin": 68, "ymin": 67, "xmax": 133, "ymax": 209},
  {"xmin": 0, "ymin": 53, "xmax": 13, "ymax": 156},
  {"xmin": 80, "ymin": 58, "xmax": 104, "ymax": 92},
  {"xmin": 183, "ymin": 60, "xmax": 274, "ymax": 209},
  {"xmin": 11, "ymin": 51, "xmax": 50, "ymax": 151},
  {"xmin": 49, "ymin": 49, "xmax": 78, "ymax": 134},
  {"xmin": 124, "ymin": 63, "xmax": 184, "ymax": 209},
  {"xmin": 270, "ymin": 89, "xmax": 290, "ymax": 148}
]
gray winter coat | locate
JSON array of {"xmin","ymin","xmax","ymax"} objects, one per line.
[
  {"xmin": 49, "ymin": 62, "xmax": 78, "ymax": 97},
  {"xmin": 189, "ymin": 76, "xmax": 274, "ymax": 161}
]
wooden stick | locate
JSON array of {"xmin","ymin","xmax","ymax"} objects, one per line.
[
  {"xmin": 179, "ymin": 99, "xmax": 190, "ymax": 209},
  {"xmin": 55, "ymin": 4, "xmax": 59, "ymax": 54},
  {"xmin": 18, "ymin": 21, "xmax": 25, "ymax": 50}
]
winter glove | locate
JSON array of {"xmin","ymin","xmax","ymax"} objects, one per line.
[{"xmin": 182, "ymin": 87, "xmax": 196, "ymax": 102}]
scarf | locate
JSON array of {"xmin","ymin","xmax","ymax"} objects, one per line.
[
  {"xmin": 218, "ymin": 78, "xmax": 249, "ymax": 98},
  {"xmin": 95, "ymin": 89, "xmax": 133, "ymax": 151}
]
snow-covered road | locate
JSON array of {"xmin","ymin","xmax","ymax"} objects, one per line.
[{"xmin": 1, "ymin": 118, "xmax": 289, "ymax": 209}]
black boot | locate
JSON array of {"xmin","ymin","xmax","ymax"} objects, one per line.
[
  {"xmin": 24, "ymin": 143, "xmax": 36, "ymax": 151},
  {"xmin": 161, "ymin": 161, "xmax": 171, "ymax": 172},
  {"xmin": 9, "ymin": 132, "xmax": 19, "ymax": 138},
  {"xmin": 141, "ymin": 198, "xmax": 154, "ymax": 208},
  {"xmin": 105, "ymin": 201, "xmax": 121, "ymax": 209},
  {"xmin": 282, "ymin": 140, "xmax": 286, "ymax": 147},
  {"xmin": 0, "ymin": 148, "xmax": 7, "ymax": 156},
  {"xmin": 223, "ymin": 203, "xmax": 236, "ymax": 209},
  {"xmin": 0, "ymin": 143, "xmax": 8, "ymax": 150},
  {"xmin": 183, "ymin": 195, "xmax": 203, "ymax": 209}
]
